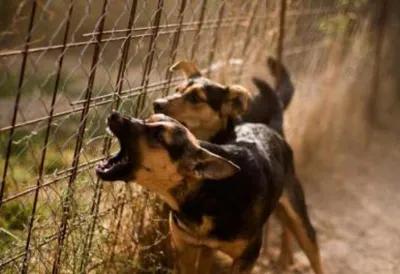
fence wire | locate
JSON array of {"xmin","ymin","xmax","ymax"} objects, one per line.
[{"xmin": 0, "ymin": 0, "xmax": 380, "ymax": 273}]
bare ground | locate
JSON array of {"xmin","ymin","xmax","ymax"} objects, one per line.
[{"xmin": 251, "ymin": 125, "xmax": 400, "ymax": 274}]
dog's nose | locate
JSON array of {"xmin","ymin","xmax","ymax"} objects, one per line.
[
  {"xmin": 153, "ymin": 100, "xmax": 167, "ymax": 113},
  {"xmin": 108, "ymin": 110, "xmax": 121, "ymax": 122}
]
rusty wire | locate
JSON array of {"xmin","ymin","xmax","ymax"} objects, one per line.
[{"xmin": 0, "ymin": 0, "xmax": 367, "ymax": 272}]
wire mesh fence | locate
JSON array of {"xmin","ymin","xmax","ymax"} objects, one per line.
[{"xmin": 0, "ymin": 0, "xmax": 388, "ymax": 273}]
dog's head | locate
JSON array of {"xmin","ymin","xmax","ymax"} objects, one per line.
[
  {"xmin": 153, "ymin": 60, "xmax": 251, "ymax": 140},
  {"xmin": 96, "ymin": 112, "xmax": 239, "ymax": 209}
]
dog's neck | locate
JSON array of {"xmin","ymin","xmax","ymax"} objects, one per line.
[
  {"xmin": 209, "ymin": 117, "xmax": 238, "ymax": 144},
  {"xmin": 169, "ymin": 178, "xmax": 197, "ymax": 207}
]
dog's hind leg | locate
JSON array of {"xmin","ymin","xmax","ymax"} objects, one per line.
[
  {"xmin": 231, "ymin": 233, "xmax": 262, "ymax": 274},
  {"xmin": 276, "ymin": 217, "xmax": 294, "ymax": 268},
  {"xmin": 276, "ymin": 182, "xmax": 324, "ymax": 274},
  {"xmin": 171, "ymin": 240, "xmax": 213, "ymax": 274},
  {"xmin": 261, "ymin": 220, "xmax": 270, "ymax": 256}
]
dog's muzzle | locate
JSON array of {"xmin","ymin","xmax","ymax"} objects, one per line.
[
  {"xmin": 153, "ymin": 99, "xmax": 168, "ymax": 114},
  {"xmin": 95, "ymin": 111, "xmax": 142, "ymax": 182}
]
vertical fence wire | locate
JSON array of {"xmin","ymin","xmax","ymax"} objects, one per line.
[
  {"xmin": 0, "ymin": 0, "xmax": 37, "ymax": 209},
  {"xmin": 206, "ymin": 1, "xmax": 225, "ymax": 78},
  {"xmin": 162, "ymin": 0, "xmax": 187, "ymax": 96},
  {"xmin": 20, "ymin": 1, "xmax": 75, "ymax": 273},
  {"xmin": 104, "ymin": 188, "xmax": 127, "ymax": 270},
  {"xmin": 129, "ymin": 0, "xmax": 166, "ymax": 258},
  {"xmin": 226, "ymin": 4, "xmax": 249, "ymax": 61},
  {"xmin": 190, "ymin": 0, "xmax": 208, "ymax": 60},
  {"xmin": 78, "ymin": 0, "xmax": 140, "ymax": 271},
  {"xmin": 51, "ymin": 1, "xmax": 110, "ymax": 272},
  {"xmin": 0, "ymin": 1, "xmax": 377, "ymax": 272},
  {"xmin": 237, "ymin": 0, "xmax": 262, "ymax": 80},
  {"xmin": 135, "ymin": 0, "xmax": 165, "ymax": 117}
]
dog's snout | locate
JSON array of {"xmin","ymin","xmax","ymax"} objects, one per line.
[
  {"xmin": 153, "ymin": 100, "xmax": 167, "ymax": 113},
  {"xmin": 108, "ymin": 110, "xmax": 123, "ymax": 124},
  {"xmin": 109, "ymin": 110, "xmax": 120, "ymax": 120}
]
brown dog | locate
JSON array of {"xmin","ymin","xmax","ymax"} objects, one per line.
[{"xmin": 152, "ymin": 60, "xmax": 324, "ymax": 274}]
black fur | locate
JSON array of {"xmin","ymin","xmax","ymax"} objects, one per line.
[
  {"xmin": 165, "ymin": 127, "xmax": 190, "ymax": 161},
  {"xmin": 184, "ymin": 77, "xmax": 228, "ymax": 112},
  {"xmin": 203, "ymin": 84, "xmax": 228, "ymax": 112},
  {"xmin": 243, "ymin": 77, "xmax": 284, "ymax": 135},
  {"xmin": 173, "ymin": 135, "xmax": 286, "ymax": 241},
  {"xmin": 241, "ymin": 57, "xmax": 294, "ymax": 135},
  {"xmin": 267, "ymin": 56, "xmax": 294, "ymax": 110},
  {"xmin": 96, "ymin": 111, "xmax": 322, "ymax": 273}
]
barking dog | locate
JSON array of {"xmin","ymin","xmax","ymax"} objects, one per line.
[
  {"xmin": 152, "ymin": 60, "xmax": 324, "ymax": 274},
  {"xmin": 96, "ymin": 112, "xmax": 301, "ymax": 273}
]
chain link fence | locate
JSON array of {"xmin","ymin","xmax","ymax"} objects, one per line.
[{"xmin": 0, "ymin": 0, "xmax": 392, "ymax": 273}]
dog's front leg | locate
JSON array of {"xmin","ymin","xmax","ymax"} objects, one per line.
[
  {"xmin": 276, "ymin": 187, "xmax": 324, "ymax": 274},
  {"xmin": 170, "ymin": 216, "xmax": 214, "ymax": 274},
  {"xmin": 172, "ymin": 243, "xmax": 213, "ymax": 274},
  {"xmin": 231, "ymin": 234, "xmax": 262, "ymax": 274},
  {"xmin": 171, "ymin": 240, "xmax": 214, "ymax": 274}
]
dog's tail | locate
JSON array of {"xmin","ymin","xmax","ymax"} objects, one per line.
[
  {"xmin": 265, "ymin": 56, "xmax": 294, "ymax": 110},
  {"xmin": 242, "ymin": 57, "xmax": 293, "ymax": 135},
  {"xmin": 247, "ymin": 77, "xmax": 284, "ymax": 134}
]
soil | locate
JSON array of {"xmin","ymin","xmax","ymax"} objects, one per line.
[{"xmin": 253, "ymin": 127, "xmax": 400, "ymax": 274}]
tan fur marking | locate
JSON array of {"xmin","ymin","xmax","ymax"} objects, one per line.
[
  {"xmin": 170, "ymin": 214, "xmax": 214, "ymax": 274},
  {"xmin": 160, "ymin": 94, "xmax": 224, "ymax": 140},
  {"xmin": 161, "ymin": 123, "xmax": 176, "ymax": 145},
  {"xmin": 277, "ymin": 194, "xmax": 324, "ymax": 274},
  {"xmin": 131, "ymin": 118, "xmax": 205, "ymax": 210},
  {"xmin": 277, "ymin": 216, "xmax": 294, "ymax": 267},
  {"xmin": 217, "ymin": 238, "xmax": 250, "ymax": 260},
  {"xmin": 143, "ymin": 118, "xmax": 200, "ymax": 147},
  {"xmin": 170, "ymin": 213, "xmax": 249, "ymax": 260},
  {"xmin": 162, "ymin": 83, "xmax": 251, "ymax": 141},
  {"xmin": 133, "ymin": 138, "xmax": 183, "ymax": 210},
  {"xmin": 221, "ymin": 85, "xmax": 252, "ymax": 118},
  {"xmin": 170, "ymin": 60, "xmax": 201, "ymax": 78}
]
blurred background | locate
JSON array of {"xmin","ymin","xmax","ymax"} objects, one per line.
[{"xmin": 0, "ymin": 0, "xmax": 399, "ymax": 273}]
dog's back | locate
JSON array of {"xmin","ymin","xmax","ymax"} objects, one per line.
[
  {"xmin": 192, "ymin": 123, "xmax": 290, "ymax": 231},
  {"xmin": 181, "ymin": 139, "xmax": 282, "ymax": 240}
]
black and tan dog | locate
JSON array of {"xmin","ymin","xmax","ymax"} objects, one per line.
[
  {"xmin": 152, "ymin": 60, "xmax": 323, "ymax": 274},
  {"xmin": 153, "ymin": 57, "xmax": 294, "ymax": 140},
  {"xmin": 96, "ymin": 112, "xmax": 306, "ymax": 273}
]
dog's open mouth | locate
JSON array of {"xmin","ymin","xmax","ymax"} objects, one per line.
[{"xmin": 96, "ymin": 125, "xmax": 133, "ymax": 181}]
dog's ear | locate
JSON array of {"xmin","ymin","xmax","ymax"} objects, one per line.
[
  {"xmin": 186, "ymin": 148, "xmax": 240, "ymax": 180},
  {"xmin": 222, "ymin": 85, "xmax": 251, "ymax": 118},
  {"xmin": 170, "ymin": 60, "xmax": 202, "ymax": 79}
]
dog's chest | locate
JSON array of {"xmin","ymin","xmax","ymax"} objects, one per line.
[{"xmin": 170, "ymin": 213, "xmax": 249, "ymax": 259}]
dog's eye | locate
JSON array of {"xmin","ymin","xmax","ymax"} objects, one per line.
[{"xmin": 186, "ymin": 92, "xmax": 203, "ymax": 104}]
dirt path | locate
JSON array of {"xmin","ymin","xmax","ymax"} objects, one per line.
[{"xmin": 252, "ymin": 128, "xmax": 400, "ymax": 274}]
